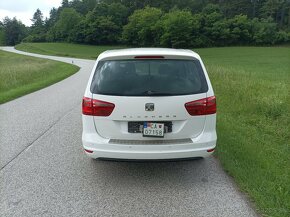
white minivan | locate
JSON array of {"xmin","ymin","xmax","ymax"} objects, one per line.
[{"xmin": 82, "ymin": 48, "xmax": 216, "ymax": 160}]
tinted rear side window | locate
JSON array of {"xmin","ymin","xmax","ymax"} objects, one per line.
[{"xmin": 90, "ymin": 59, "xmax": 208, "ymax": 96}]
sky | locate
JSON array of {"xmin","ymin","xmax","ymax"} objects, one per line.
[{"xmin": 0, "ymin": 0, "xmax": 62, "ymax": 26}]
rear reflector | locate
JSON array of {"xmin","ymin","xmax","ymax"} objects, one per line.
[
  {"xmin": 207, "ymin": 148, "xmax": 215, "ymax": 153},
  {"xmin": 185, "ymin": 96, "xmax": 216, "ymax": 116},
  {"xmin": 84, "ymin": 149, "xmax": 93, "ymax": 153},
  {"xmin": 82, "ymin": 97, "xmax": 115, "ymax": 116},
  {"xmin": 134, "ymin": 56, "xmax": 164, "ymax": 59}
]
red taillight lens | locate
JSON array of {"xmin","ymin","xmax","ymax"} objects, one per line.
[
  {"xmin": 84, "ymin": 149, "xmax": 93, "ymax": 153},
  {"xmin": 185, "ymin": 96, "xmax": 216, "ymax": 116},
  {"xmin": 82, "ymin": 97, "xmax": 115, "ymax": 116},
  {"xmin": 207, "ymin": 148, "xmax": 215, "ymax": 153}
]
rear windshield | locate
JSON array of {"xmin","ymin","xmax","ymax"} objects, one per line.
[{"xmin": 90, "ymin": 59, "xmax": 208, "ymax": 96}]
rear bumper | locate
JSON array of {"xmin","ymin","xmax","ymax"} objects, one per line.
[
  {"xmin": 83, "ymin": 145, "xmax": 215, "ymax": 160},
  {"xmin": 82, "ymin": 132, "xmax": 216, "ymax": 160}
]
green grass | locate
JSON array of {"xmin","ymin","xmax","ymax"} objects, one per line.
[
  {"xmin": 16, "ymin": 42, "xmax": 125, "ymax": 59},
  {"xmin": 196, "ymin": 47, "xmax": 290, "ymax": 217},
  {"xmin": 0, "ymin": 50, "xmax": 79, "ymax": 104},
  {"xmin": 15, "ymin": 43, "xmax": 290, "ymax": 217}
]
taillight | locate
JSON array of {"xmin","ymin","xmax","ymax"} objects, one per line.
[
  {"xmin": 84, "ymin": 149, "xmax": 93, "ymax": 153},
  {"xmin": 82, "ymin": 97, "xmax": 115, "ymax": 116},
  {"xmin": 185, "ymin": 96, "xmax": 216, "ymax": 116},
  {"xmin": 207, "ymin": 148, "xmax": 215, "ymax": 153}
]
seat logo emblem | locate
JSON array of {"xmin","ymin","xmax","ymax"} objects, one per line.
[{"xmin": 145, "ymin": 103, "xmax": 154, "ymax": 111}]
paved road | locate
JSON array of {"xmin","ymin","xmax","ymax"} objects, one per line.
[{"xmin": 0, "ymin": 47, "xmax": 258, "ymax": 217}]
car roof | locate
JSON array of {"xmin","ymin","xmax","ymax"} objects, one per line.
[{"xmin": 97, "ymin": 48, "xmax": 201, "ymax": 61}]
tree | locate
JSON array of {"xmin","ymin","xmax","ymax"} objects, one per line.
[
  {"xmin": 199, "ymin": 4, "xmax": 226, "ymax": 46},
  {"xmin": 160, "ymin": 10, "xmax": 197, "ymax": 48},
  {"xmin": 86, "ymin": 2, "xmax": 129, "ymax": 26},
  {"xmin": 71, "ymin": 2, "xmax": 128, "ymax": 44},
  {"xmin": 0, "ymin": 21, "xmax": 5, "ymax": 45},
  {"xmin": 261, "ymin": 0, "xmax": 290, "ymax": 28},
  {"xmin": 24, "ymin": 8, "xmax": 46, "ymax": 42},
  {"xmin": 213, "ymin": 0, "xmax": 255, "ymax": 18},
  {"xmin": 31, "ymin": 8, "xmax": 44, "ymax": 28},
  {"xmin": 107, "ymin": 3, "xmax": 129, "ymax": 26},
  {"xmin": 49, "ymin": 8, "xmax": 82, "ymax": 41},
  {"xmin": 227, "ymin": 15, "xmax": 251, "ymax": 45},
  {"xmin": 2, "ymin": 17, "xmax": 27, "ymax": 45},
  {"xmin": 251, "ymin": 0, "xmax": 259, "ymax": 18},
  {"xmin": 122, "ymin": 7, "xmax": 163, "ymax": 46},
  {"xmin": 251, "ymin": 17, "xmax": 285, "ymax": 44},
  {"xmin": 103, "ymin": 0, "xmax": 205, "ymax": 13},
  {"xmin": 45, "ymin": 7, "xmax": 58, "ymax": 29},
  {"xmin": 3, "ymin": 0, "xmax": 288, "ymax": 46},
  {"xmin": 61, "ymin": 0, "xmax": 69, "ymax": 8},
  {"xmin": 83, "ymin": 16, "xmax": 119, "ymax": 44},
  {"xmin": 70, "ymin": 0, "xmax": 97, "ymax": 15}
]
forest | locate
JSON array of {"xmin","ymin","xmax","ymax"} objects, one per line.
[{"xmin": 0, "ymin": 0, "xmax": 290, "ymax": 47}]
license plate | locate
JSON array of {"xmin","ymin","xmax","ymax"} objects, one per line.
[{"xmin": 143, "ymin": 122, "xmax": 164, "ymax": 137}]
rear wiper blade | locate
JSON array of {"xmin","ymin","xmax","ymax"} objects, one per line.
[{"xmin": 142, "ymin": 90, "xmax": 174, "ymax": 96}]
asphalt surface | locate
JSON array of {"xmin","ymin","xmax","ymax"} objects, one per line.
[{"xmin": 0, "ymin": 47, "xmax": 259, "ymax": 217}]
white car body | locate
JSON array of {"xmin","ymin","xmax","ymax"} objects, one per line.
[{"xmin": 82, "ymin": 48, "xmax": 216, "ymax": 160}]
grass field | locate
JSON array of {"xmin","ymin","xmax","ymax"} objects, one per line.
[
  {"xmin": 16, "ymin": 43, "xmax": 290, "ymax": 217},
  {"xmin": 0, "ymin": 50, "xmax": 79, "ymax": 104},
  {"xmin": 197, "ymin": 47, "xmax": 290, "ymax": 217},
  {"xmin": 16, "ymin": 43, "xmax": 125, "ymax": 59}
]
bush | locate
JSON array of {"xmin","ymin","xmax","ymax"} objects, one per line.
[
  {"xmin": 23, "ymin": 33, "xmax": 46, "ymax": 43},
  {"xmin": 275, "ymin": 31, "xmax": 289, "ymax": 44},
  {"xmin": 251, "ymin": 18, "xmax": 281, "ymax": 45},
  {"xmin": 82, "ymin": 17, "xmax": 119, "ymax": 44}
]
